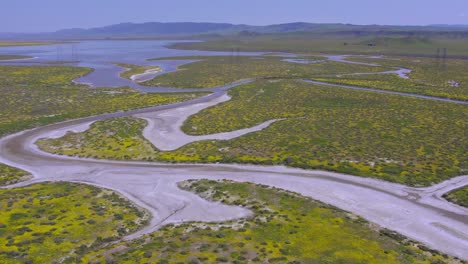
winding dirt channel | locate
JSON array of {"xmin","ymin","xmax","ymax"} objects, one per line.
[
  {"xmin": 0, "ymin": 53, "xmax": 467, "ymax": 259},
  {"xmin": 0, "ymin": 88, "xmax": 467, "ymax": 259}
]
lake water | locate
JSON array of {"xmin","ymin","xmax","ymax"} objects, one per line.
[{"xmin": 0, "ymin": 40, "xmax": 262, "ymax": 90}]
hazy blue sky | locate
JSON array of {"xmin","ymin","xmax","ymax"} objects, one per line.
[{"xmin": 2, "ymin": 0, "xmax": 467, "ymax": 32}]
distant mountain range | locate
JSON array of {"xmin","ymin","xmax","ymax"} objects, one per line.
[
  {"xmin": 1, "ymin": 22, "xmax": 467, "ymax": 40},
  {"xmin": 429, "ymin": 24, "xmax": 468, "ymax": 28}
]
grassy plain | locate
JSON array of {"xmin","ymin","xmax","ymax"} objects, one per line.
[
  {"xmin": 144, "ymin": 55, "xmax": 467, "ymax": 101},
  {"xmin": 0, "ymin": 42, "xmax": 60, "ymax": 47},
  {"xmin": 315, "ymin": 56, "xmax": 468, "ymax": 100},
  {"xmin": 143, "ymin": 55, "xmax": 392, "ymax": 88},
  {"xmin": 169, "ymin": 36, "xmax": 468, "ymax": 57},
  {"xmin": 0, "ymin": 182, "xmax": 148, "ymax": 263},
  {"xmin": 38, "ymin": 80, "xmax": 468, "ymax": 186},
  {"xmin": 443, "ymin": 187, "xmax": 468, "ymax": 208},
  {"xmin": 80, "ymin": 180, "xmax": 457, "ymax": 263},
  {"xmin": 0, "ymin": 164, "xmax": 31, "ymax": 186},
  {"xmin": 0, "ymin": 39, "xmax": 466, "ymax": 263},
  {"xmin": 38, "ymin": 117, "xmax": 158, "ymax": 161},
  {"xmin": 0, "ymin": 55, "xmax": 31, "ymax": 60},
  {"xmin": 0, "ymin": 65, "xmax": 198, "ymax": 137},
  {"xmin": 0, "ymin": 65, "xmax": 201, "ymax": 185},
  {"xmin": 114, "ymin": 63, "xmax": 161, "ymax": 80}
]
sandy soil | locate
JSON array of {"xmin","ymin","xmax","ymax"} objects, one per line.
[{"xmin": 130, "ymin": 68, "xmax": 162, "ymax": 82}]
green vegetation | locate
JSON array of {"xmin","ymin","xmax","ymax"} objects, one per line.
[
  {"xmin": 0, "ymin": 164, "xmax": 31, "ymax": 186},
  {"xmin": 0, "ymin": 55, "xmax": 32, "ymax": 61},
  {"xmin": 80, "ymin": 180, "xmax": 458, "ymax": 263},
  {"xmin": 315, "ymin": 56, "xmax": 468, "ymax": 101},
  {"xmin": 170, "ymin": 35, "xmax": 468, "ymax": 57},
  {"xmin": 0, "ymin": 65, "xmax": 200, "ymax": 138},
  {"xmin": 0, "ymin": 42, "xmax": 60, "ymax": 47},
  {"xmin": 143, "ymin": 55, "xmax": 392, "ymax": 88},
  {"xmin": 114, "ymin": 63, "xmax": 161, "ymax": 80},
  {"xmin": 1, "ymin": 38, "xmax": 466, "ymax": 263},
  {"xmin": 38, "ymin": 80, "xmax": 468, "ymax": 186},
  {"xmin": 0, "ymin": 182, "xmax": 149, "ymax": 263},
  {"xmin": 143, "ymin": 55, "xmax": 467, "ymax": 101},
  {"xmin": 443, "ymin": 186, "xmax": 468, "ymax": 207},
  {"xmin": 177, "ymin": 80, "xmax": 467, "ymax": 186},
  {"xmin": 38, "ymin": 117, "xmax": 158, "ymax": 160},
  {"xmin": 0, "ymin": 65, "xmax": 201, "ymax": 186}
]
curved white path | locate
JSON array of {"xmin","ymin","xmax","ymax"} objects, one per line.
[
  {"xmin": 0, "ymin": 91, "xmax": 467, "ymax": 259},
  {"xmin": 130, "ymin": 68, "xmax": 162, "ymax": 82},
  {"xmin": 336, "ymin": 68, "xmax": 412, "ymax": 79},
  {"xmin": 135, "ymin": 93, "xmax": 282, "ymax": 151}
]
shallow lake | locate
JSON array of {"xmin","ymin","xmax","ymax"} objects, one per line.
[{"xmin": 0, "ymin": 40, "xmax": 262, "ymax": 90}]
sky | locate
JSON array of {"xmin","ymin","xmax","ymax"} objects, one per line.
[{"xmin": 1, "ymin": 0, "xmax": 467, "ymax": 32}]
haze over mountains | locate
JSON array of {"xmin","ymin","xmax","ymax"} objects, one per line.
[{"xmin": 1, "ymin": 22, "xmax": 467, "ymax": 40}]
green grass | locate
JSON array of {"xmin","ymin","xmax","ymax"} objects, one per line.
[
  {"xmin": 38, "ymin": 80, "xmax": 468, "ymax": 186},
  {"xmin": 0, "ymin": 164, "xmax": 31, "ymax": 186},
  {"xmin": 314, "ymin": 56, "xmax": 468, "ymax": 101},
  {"xmin": 0, "ymin": 65, "xmax": 202, "ymax": 185},
  {"xmin": 443, "ymin": 186, "xmax": 468, "ymax": 207},
  {"xmin": 0, "ymin": 55, "xmax": 32, "ymax": 61},
  {"xmin": 38, "ymin": 117, "xmax": 158, "ymax": 161},
  {"xmin": 143, "ymin": 55, "xmax": 392, "ymax": 88},
  {"xmin": 0, "ymin": 42, "xmax": 61, "ymax": 47},
  {"xmin": 0, "ymin": 182, "xmax": 149, "ymax": 263},
  {"xmin": 0, "ymin": 65, "xmax": 201, "ymax": 138},
  {"xmin": 143, "ymin": 55, "xmax": 467, "ymax": 100},
  {"xmin": 80, "ymin": 180, "xmax": 457, "ymax": 264},
  {"xmin": 169, "ymin": 35, "xmax": 468, "ymax": 57},
  {"xmin": 114, "ymin": 63, "xmax": 161, "ymax": 80}
]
